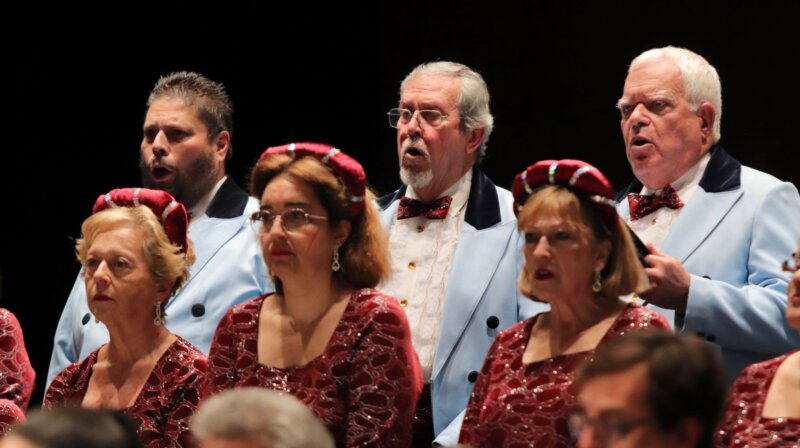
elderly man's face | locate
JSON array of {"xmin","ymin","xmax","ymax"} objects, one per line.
[
  {"xmin": 396, "ymin": 75, "xmax": 479, "ymax": 201},
  {"xmin": 575, "ymin": 363, "xmax": 690, "ymax": 448},
  {"xmin": 618, "ymin": 57, "xmax": 712, "ymax": 190}
]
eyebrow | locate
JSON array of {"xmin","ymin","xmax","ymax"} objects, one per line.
[{"xmin": 260, "ymin": 202, "xmax": 312, "ymax": 210}]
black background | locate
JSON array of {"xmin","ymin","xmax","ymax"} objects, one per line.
[{"xmin": 7, "ymin": 2, "xmax": 799, "ymax": 404}]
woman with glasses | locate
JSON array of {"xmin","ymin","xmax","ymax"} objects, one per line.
[
  {"xmin": 458, "ymin": 160, "xmax": 670, "ymax": 448},
  {"xmin": 45, "ymin": 188, "xmax": 206, "ymax": 447},
  {"xmin": 204, "ymin": 143, "xmax": 422, "ymax": 448},
  {"xmin": 716, "ymin": 241, "xmax": 800, "ymax": 447}
]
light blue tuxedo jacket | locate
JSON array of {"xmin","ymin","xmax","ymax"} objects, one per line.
[
  {"xmin": 47, "ymin": 178, "xmax": 271, "ymax": 387},
  {"xmin": 377, "ymin": 168, "xmax": 547, "ymax": 443},
  {"xmin": 616, "ymin": 146, "xmax": 800, "ymax": 383}
]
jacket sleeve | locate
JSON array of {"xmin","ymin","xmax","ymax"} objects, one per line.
[{"xmin": 683, "ymin": 181, "xmax": 800, "ymax": 355}]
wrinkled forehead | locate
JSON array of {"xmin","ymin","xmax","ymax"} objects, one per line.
[
  {"xmin": 400, "ymin": 75, "xmax": 461, "ymax": 109},
  {"xmin": 620, "ymin": 57, "xmax": 685, "ymax": 102}
]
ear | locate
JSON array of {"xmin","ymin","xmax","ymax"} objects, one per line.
[
  {"xmin": 464, "ymin": 126, "xmax": 486, "ymax": 155},
  {"xmin": 333, "ymin": 219, "xmax": 352, "ymax": 247},
  {"xmin": 156, "ymin": 280, "xmax": 173, "ymax": 299},
  {"xmin": 595, "ymin": 239, "xmax": 612, "ymax": 271},
  {"xmin": 213, "ymin": 130, "xmax": 231, "ymax": 163},
  {"xmin": 697, "ymin": 103, "xmax": 716, "ymax": 144}
]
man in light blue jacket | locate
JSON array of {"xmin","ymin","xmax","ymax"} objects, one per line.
[
  {"xmin": 47, "ymin": 72, "xmax": 270, "ymax": 387},
  {"xmin": 378, "ymin": 61, "xmax": 546, "ymax": 445},
  {"xmin": 615, "ymin": 46, "xmax": 800, "ymax": 384}
]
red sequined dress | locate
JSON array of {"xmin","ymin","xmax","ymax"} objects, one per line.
[
  {"xmin": 44, "ymin": 336, "xmax": 207, "ymax": 448},
  {"xmin": 459, "ymin": 303, "xmax": 670, "ymax": 448},
  {"xmin": 205, "ymin": 289, "xmax": 423, "ymax": 448},
  {"xmin": 716, "ymin": 351, "xmax": 800, "ymax": 447},
  {"xmin": 0, "ymin": 308, "xmax": 35, "ymax": 434}
]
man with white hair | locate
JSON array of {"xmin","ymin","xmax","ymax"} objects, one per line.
[
  {"xmin": 192, "ymin": 388, "xmax": 334, "ymax": 448},
  {"xmin": 615, "ymin": 46, "xmax": 800, "ymax": 383},
  {"xmin": 378, "ymin": 61, "xmax": 545, "ymax": 445}
]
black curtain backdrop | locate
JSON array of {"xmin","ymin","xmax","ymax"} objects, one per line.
[{"xmin": 7, "ymin": 2, "xmax": 799, "ymax": 404}]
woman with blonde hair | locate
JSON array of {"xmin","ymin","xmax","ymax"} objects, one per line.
[
  {"xmin": 46, "ymin": 188, "xmax": 206, "ymax": 447},
  {"xmin": 459, "ymin": 159, "xmax": 670, "ymax": 447}
]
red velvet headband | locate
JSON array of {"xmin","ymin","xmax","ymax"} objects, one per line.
[
  {"xmin": 92, "ymin": 188, "xmax": 189, "ymax": 253},
  {"xmin": 258, "ymin": 142, "xmax": 367, "ymax": 219},
  {"xmin": 511, "ymin": 159, "xmax": 619, "ymax": 233}
]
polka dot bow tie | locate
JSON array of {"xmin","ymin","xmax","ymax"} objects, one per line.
[
  {"xmin": 627, "ymin": 184, "xmax": 684, "ymax": 221},
  {"xmin": 397, "ymin": 196, "xmax": 453, "ymax": 220}
]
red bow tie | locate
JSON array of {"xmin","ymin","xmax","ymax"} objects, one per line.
[
  {"xmin": 397, "ymin": 196, "xmax": 452, "ymax": 220},
  {"xmin": 627, "ymin": 185, "xmax": 684, "ymax": 221}
]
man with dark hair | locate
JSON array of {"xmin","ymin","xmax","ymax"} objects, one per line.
[
  {"xmin": 47, "ymin": 71, "xmax": 270, "ymax": 386},
  {"xmin": 572, "ymin": 331, "xmax": 725, "ymax": 448}
]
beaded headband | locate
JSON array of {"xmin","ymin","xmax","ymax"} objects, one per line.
[
  {"xmin": 259, "ymin": 142, "xmax": 367, "ymax": 219},
  {"xmin": 512, "ymin": 159, "xmax": 619, "ymax": 233},
  {"xmin": 92, "ymin": 187, "xmax": 189, "ymax": 253}
]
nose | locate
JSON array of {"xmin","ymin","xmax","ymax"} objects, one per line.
[
  {"xmin": 628, "ymin": 103, "xmax": 651, "ymax": 129},
  {"xmin": 402, "ymin": 111, "xmax": 423, "ymax": 138},
  {"xmin": 90, "ymin": 261, "xmax": 111, "ymax": 288},
  {"xmin": 151, "ymin": 130, "xmax": 169, "ymax": 157},
  {"xmin": 532, "ymin": 236, "xmax": 552, "ymax": 259},
  {"xmin": 263, "ymin": 215, "xmax": 286, "ymax": 238}
]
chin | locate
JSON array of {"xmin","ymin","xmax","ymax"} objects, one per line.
[{"xmin": 399, "ymin": 168, "xmax": 433, "ymax": 190}]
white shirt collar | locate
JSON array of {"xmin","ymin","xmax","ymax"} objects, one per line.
[{"xmin": 189, "ymin": 175, "xmax": 227, "ymax": 220}]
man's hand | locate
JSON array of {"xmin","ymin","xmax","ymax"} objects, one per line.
[{"xmin": 640, "ymin": 244, "xmax": 691, "ymax": 313}]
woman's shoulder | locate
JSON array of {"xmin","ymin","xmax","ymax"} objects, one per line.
[
  {"xmin": 616, "ymin": 302, "xmax": 671, "ymax": 330},
  {"xmin": 229, "ymin": 294, "xmax": 269, "ymax": 314},
  {"xmin": 0, "ymin": 308, "xmax": 20, "ymax": 329},
  {"xmin": 170, "ymin": 336, "xmax": 208, "ymax": 367},
  {"xmin": 496, "ymin": 317, "xmax": 536, "ymax": 342},
  {"xmin": 349, "ymin": 288, "xmax": 405, "ymax": 316},
  {"xmin": 154, "ymin": 336, "xmax": 208, "ymax": 391},
  {"xmin": 46, "ymin": 349, "xmax": 99, "ymax": 405},
  {"xmin": 733, "ymin": 351, "xmax": 797, "ymax": 392}
]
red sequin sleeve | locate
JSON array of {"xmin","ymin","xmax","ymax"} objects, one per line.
[
  {"xmin": 344, "ymin": 296, "xmax": 423, "ymax": 447},
  {"xmin": 0, "ymin": 309, "xmax": 35, "ymax": 411},
  {"xmin": 203, "ymin": 306, "xmax": 240, "ymax": 397}
]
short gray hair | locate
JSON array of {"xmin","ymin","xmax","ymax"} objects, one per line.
[
  {"xmin": 400, "ymin": 61, "xmax": 494, "ymax": 162},
  {"xmin": 192, "ymin": 388, "xmax": 334, "ymax": 448},
  {"xmin": 629, "ymin": 46, "xmax": 722, "ymax": 142}
]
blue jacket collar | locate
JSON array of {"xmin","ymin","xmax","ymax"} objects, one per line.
[
  {"xmin": 206, "ymin": 176, "xmax": 250, "ymax": 219},
  {"xmin": 615, "ymin": 145, "xmax": 742, "ymax": 201}
]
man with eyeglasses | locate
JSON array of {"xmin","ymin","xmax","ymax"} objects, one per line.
[
  {"xmin": 614, "ymin": 46, "xmax": 800, "ymax": 384},
  {"xmin": 572, "ymin": 331, "xmax": 725, "ymax": 448},
  {"xmin": 377, "ymin": 61, "xmax": 546, "ymax": 446},
  {"xmin": 47, "ymin": 71, "xmax": 270, "ymax": 387}
]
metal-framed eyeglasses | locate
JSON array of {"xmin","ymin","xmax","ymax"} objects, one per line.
[
  {"xmin": 387, "ymin": 108, "xmax": 450, "ymax": 128},
  {"xmin": 568, "ymin": 408, "xmax": 654, "ymax": 446},
  {"xmin": 250, "ymin": 209, "xmax": 328, "ymax": 232}
]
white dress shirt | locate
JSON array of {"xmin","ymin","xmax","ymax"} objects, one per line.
[{"xmin": 379, "ymin": 170, "xmax": 472, "ymax": 381}]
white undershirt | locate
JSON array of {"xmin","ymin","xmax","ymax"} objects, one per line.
[
  {"xmin": 379, "ymin": 170, "xmax": 472, "ymax": 382},
  {"xmin": 628, "ymin": 153, "xmax": 710, "ymax": 249}
]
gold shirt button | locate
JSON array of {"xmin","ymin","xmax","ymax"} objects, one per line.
[
  {"xmin": 416, "ymin": 225, "xmax": 424, "ymax": 232},
  {"xmin": 399, "ymin": 299, "xmax": 408, "ymax": 307},
  {"xmin": 408, "ymin": 262, "xmax": 416, "ymax": 270}
]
